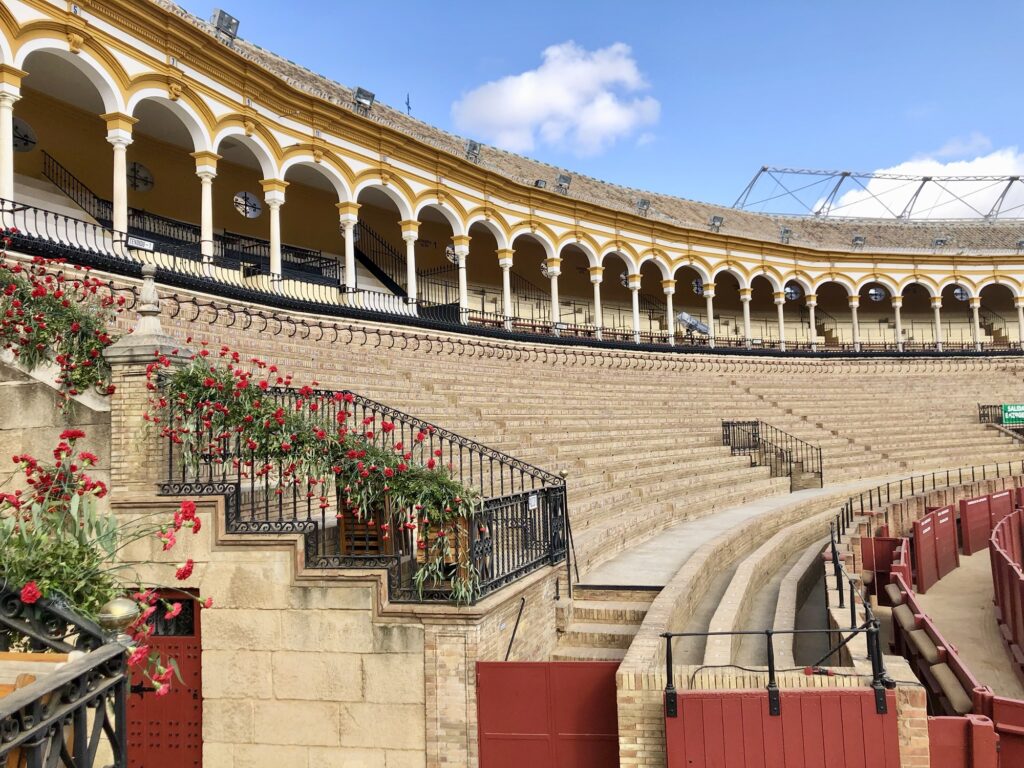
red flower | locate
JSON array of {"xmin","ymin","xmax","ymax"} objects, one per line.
[
  {"xmin": 427, "ymin": 459, "xmax": 437, "ymax": 470},
  {"xmin": 202, "ymin": 597, "xmax": 214, "ymax": 609},
  {"xmin": 179, "ymin": 500, "xmax": 196, "ymax": 520},
  {"xmin": 59, "ymin": 429, "xmax": 86, "ymax": 441},
  {"xmin": 381, "ymin": 421, "xmax": 395, "ymax": 433},
  {"xmin": 127, "ymin": 644, "xmax": 150, "ymax": 668},
  {"xmin": 164, "ymin": 602, "xmax": 182, "ymax": 620},
  {"xmin": 191, "ymin": 516, "xmax": 202, "ymax": 534},
  {"xmin": 175, "ymin": 559, "xmax": 195, "ymax": 581},
  {"xmin": 20, "ymin": 581, "xmax": 42, "ymax": 604}
]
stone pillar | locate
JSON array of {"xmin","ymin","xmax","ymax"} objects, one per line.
[
  {"xmin": 628, "ymin": 274, "xmax": 642, "ymax": 343},
  {"xmin": 590, "ymin": 267, "xmax": 604, "ymax": 340},
  {"xmin": 0, "ymin": 66, "xmax": 25, "ymax": 203},
  {"xmin": 400, "ymin": 220, "xmax": 419, "ymax": 305},
  {"xmin": 452, "ymin": 234, "xmax": 471, "ymax": 323},
  {"xmin": 774, "ymin": 291, "xmax": 787, "ymax": 352},
  {"xmin": 740, "ymin": 288, "xmax": 753, "ymax": 348},
  {"xmin": 891, "ymin": 295, "xmax": 904, "ymax": 352},
  {"xmin": 1016, "ymin": 298, "xmax": 1024, "ymax": 346},
  {"xmin": 546, "ymin": 257, "xmax": 562, "ymax": 327},
  {"xmin": 931, "ymin": 296, "xmax": 944, "ymax": 352},
  {"xmin": 806, "ymin": 294, "xmax": 818, "ymax": 352},
  {"xmin": 337, "ymin": 202, "xmax": 360, "ymax": 292},
  {"xmin": 849, "ymin": 295, "xmax": 861, "ymax": 352},
  {"xmin": 497, "ymin": 249, "xmax": 514, "ymax": 328},
  {"xmin": 260, "ymin": 179, "xmax": 288, "ymax": 286},
  {"xmin": 970, "ymin": 296, "xmax": 983, "ymax": 351},
  {"xmin": 662, "ymin": 279, "xmax": 676, "ymax": 345},
  {"xmin": 704, "ymin": 282, "xmax": 716, "ymax": 348},
  {"xmin": 103, "ymin": 264, "xmax": 192, "ymax": 498},
  {"xmin": 191, "ymin": 151, "xmax": 219, "ymax": 264},
  {"xmin": 103, "ymin": 113, "xmax": 138, "ymax": 236}
]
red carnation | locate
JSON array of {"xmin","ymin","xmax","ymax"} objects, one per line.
[
  {"xmin": 20, "ymin": 581, "xmax": 42, "ymax": 604},
  {"xmin": 175, "ymin": 559, "xmax": 195, "ymax": 581},
  {"xmin": 59, "ymin": 429, "xmax": 86, "ymax": 441}
]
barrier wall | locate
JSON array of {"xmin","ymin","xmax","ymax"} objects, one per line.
[{"xmin": 990, "ymin": 511, "xmax": 1024, "ymax": 688}]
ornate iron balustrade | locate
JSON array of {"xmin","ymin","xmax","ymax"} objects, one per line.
[
  {"xmin": 722, "ymin": 419, "xmax": 823, "ymax": 489},
  {"xmin": 979, "ymin": 403, "xmax": 1002, "ymax": 423},
  {"xmin": 41, "ymin": 151, "xmax": 113, "ymax": 225},
  {"xmin": 0, "ymin": 587, "xmax": 129, "ymax": 766},
  {"xmin": 158, "ymin": 381, "xmax": 568, "ymax": 603}
]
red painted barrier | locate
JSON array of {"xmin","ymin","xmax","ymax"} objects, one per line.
[
  {"xmin": 934, "ymin": 506, "xmax": 960, "ymax": 580},
  {"xmin": 961, "ymin": 497, "xmax": 992, "ymax": 556},
  {"xmin": 990, "ymin": 490, "xmax": 1014, "ymax": 528},
  {"xmin": 862, "ymin": 536, "xmax": 902, "ymax": 603},
  {"xmin": 665, "ymin": 689, "xmax": 901, "ymax": 768},
  {"xmin": 915, "ymin": 515, "xmax": 940, "ymax": 594},
  {"xmin": 927, "ymin": 716, "xmax": 999, "ymax": 768},
  {"xmin": 477, "ymin": 661, "xmax": 619, "ymax": 768}
]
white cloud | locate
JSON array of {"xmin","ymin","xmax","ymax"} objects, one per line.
[
  {"xmin": 452, "ymin": 41, "xmax": 660, "ymax": 156},
  {"xmin": 826, "ymin": 140, "xmax": 1024, "ymax": 219}
]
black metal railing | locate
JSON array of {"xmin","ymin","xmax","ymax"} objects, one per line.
[
  {"xmin": 722, "ymin": 420, "xmax": 823, "ymax": 489},
  {"xmin": 979, "ymin": 403, "xmax": 1003, "ymax": 423},
  {"xmin": 127, "ymin": 208, "xmax": 202, "ymax": 246},
  {"xmin": 0, "ymin": 587, "xmax": 129, "ymax": 766},
  {"xmin": 158, "ymin": 382, "xmax": 568, "ymax": 603},
  {"xmin": 41, "ymin": 150, "xmax": 112, "ymax": 224},
  {"xmin": 353, "ymin": 220, "xmax": 409, "ymax": 294}
]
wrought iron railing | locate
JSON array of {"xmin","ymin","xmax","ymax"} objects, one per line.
[
  {"xmin": 0, "ymin": 587, "xmax": 128, "ymax": 766},
  {"xmin": 41, "ymin": 150, "xmax": 112, "ymax": 224},
  {"xmin": 979, "ymin": 403, "xmax": 1003, "ymax": 423},
  {"xmin": 353, "ymin": 220, "xmax": 409, "ymax": 294},
  {"xmin": 722, "ymin": 420, "xmax": 823, "ymax": 489},
  {"xmin": 158, "ymin": 382, "xmax": 568, "ymax": 603},
  {"xmin": 128, "ymin": 208, "xmax": 202, "ymax": 246}
]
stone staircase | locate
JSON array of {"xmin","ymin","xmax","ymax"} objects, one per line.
[{"xmin": 553, "ymin": 588, "xmax": 658, "ymax": 661}]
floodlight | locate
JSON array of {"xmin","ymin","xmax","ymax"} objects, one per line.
[
  {"xmin": 556, "ymin": 174, "xmax": 572, "ymax": 193},
  {"xmin": 1017, "ymin": 239, "xmax": 1024, "ymax": 251},
  {"xmin": 676, "ymin": 311, "xmax": 710, "ymax": 335},
  {"xmin": 210, "ymin": 9, "xmax": 239, "ymax": 40},
  {"xmin": 353, "ymin": 88, "xmax": 375, "ymax": 113},
  {"xmin": 465, "ymin": 140, "xmax": 481, "ymax": 162},
  {"xmin": 708, "ymin": 215, "xmax": 723, "ymax": 232},
  {"xmin": 637, "ymin": 198, "xmax": 650, "ymax": 215},
  {"xmin": 779, "ymin": 227, "xmax": 792, "ymax": 244},
  {"xmin": 534, "ymin": 179, "xmax": 547, "ymax": 189},
  {"xmin": 852, "ymin": 235, "xmax": 866, "ymax": 248},
  {"xmin": 932, "ymin": 237, "xmax": 949, "ymax": 249}
]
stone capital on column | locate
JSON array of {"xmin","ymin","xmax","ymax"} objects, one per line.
[
  {"xmin": 661, "ymin": 279, "xmax": 676, "ymax": 295},
  {"xmin": 259, "ymin": 178, "xmax": 288, "ymax": 205},
  {"xmin": 626, "ymin": 274, "xmax": 642, "ymax": 290},
  {"xmin": 968, "ymin": 296, "xmax": 982, "ymax": 309},
  {"xmin": 773, "ymin": 291, "xmax": 786, "ymax": 305},
  {"xmin": 739, "ymin": 288, "xmax": 752, "ymax": 301},
  {"xmin": 544, "ymin": 257, "xmax": 561, "ymax": 277},
  {"xmin": 0, "ymin": 65, "xmax": 27, "ymax": 97},
  {"xmin": 336, "ymin": 201, "xmax": 360, "ymax": 225},
  {"xmin": 805, "ymin": 293, "xmax": 818, "ymax": 307},
  {"xmin": 703, "ymin": 287, "xmax": 716, "ymax": 299},
  {"xmin": 890, "ymin": 295, "xmax": 903, "ymax": 308},
  {"xmin": 399, "ymin": 219, "xmax": 419, "ymax": 239},
  {"xmin": 497, "ymin": 249, "xmax": 514, "ymax": 269},
  {"xmin": 589, "ymin": 266, "xmax": 604, "ymax": 284},
  {"xmin": 451, "ymin": 234, "xmax": 471, "ymax": 252},
  {"xmin": 191, "ymin": 150, "xmax": 220, "ymax": 178},
  {"xmin": 102, "ymin": 112, "xmax": 137, "ymax": 144},
  {"xmin": 848, "ymin": 296, "xmax": 860, "ymax": 309},
  {"xmin": 1015, "ymin": 297, "xmax": 1024, "ymax": 310},
  {"xmin": 930, "ymin": 296, "xmax": 943, "ymax": 308}
]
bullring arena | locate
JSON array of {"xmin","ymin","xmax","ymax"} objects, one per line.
[{"xmin": 1, "ymin": 2, "xmax": 1024, "ymax": 767}]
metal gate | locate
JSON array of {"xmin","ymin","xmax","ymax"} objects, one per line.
[
  {"xmin": 128, "ymin": 597, "xmax": 203, "ymax": 767},
  {"xmin": 477, "ymin": 661, "xmax": 619, "ymax": 768}
]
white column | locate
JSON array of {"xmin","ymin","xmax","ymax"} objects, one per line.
[
  {"xmin": 628, "ymin": 275, "xmax": 642, "ymax": 343},
  {"xmin": 590, "ymin": 267, "xmax": 604, "ymax": 340},
  {"xmin": 267, "ymin": 199, "xmax": 283, "ymax": 283},
  {"xmin": 806, "ymin": 295, "xmax": 818, "ymax": 352},
  {"xmin": 198, "ymin": 172, "xmax": 215, "ymax": 260},
  {"xmin": 399, "ymin": 220, "xmax": 419, "ymax": 306},
  {"xmin": 891, "ymin": 296, "xmax": 904, "ymax": 352},
  {"xmin": 849, "ymin": 295, "xmax": 861, "ymax": 352},
  {"xmin": 108, "ymin": 136, "xmax": 132, "ymax": 234},
  {"xmin": 740, "ymin": 288, "xmax": 752, "ymax": 348},
  {"xmin": 704, "ymin": 284, "xmax": 716, "ymax": 348},
  {"xmin": 931, "ymin": 296, "xmax": 944, "ymax": 352},
  {"xmin": 970, "ymin": 297, "xmax": 983, "ymax": 351},
  {"xmin": 337, "ymin": 202, "xmax": 360, "ymax": 293},
  {"xmin": 547, "ymin": 258, "xmax": 562, "ymax": 328},
  {"xmin": 498, "ymin": 249, "xmax": 514, "ymax": 329},
  {"xmin": 452, "ymin": 235, "xmax": 471, "ymax": 323},
  {"xmin": 662, "ymin": 279, "xmax": 676, "ymax": 345},
  {"xmin": 1016, "ymin": 298, "xmax": 1024, "ymax": 347},
  {"xmin": 774, "ymin": 291, "xmax": 787, "ymax": 352},
  {"xmin": 0, "ymin": 92, "xmax": 20, "ymax": 202}
]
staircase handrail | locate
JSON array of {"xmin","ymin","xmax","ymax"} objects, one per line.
[
  {"xmin": 41, "ymin": 150, "xmax": 112, "ymax": 223},
  {"xmin": 721, "ymin": 418, "xmax": 823, "ymax": 488}
]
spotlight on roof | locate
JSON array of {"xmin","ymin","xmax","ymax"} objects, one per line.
[
  {"xmin": 932, "ymin": 237, "xmax": 949, "ymax": 249},
  {"xmin": 556, "ymin": 174, "xmax": 572, "ymax": 194},
  {"xmin": 465, "ymin": 140, "xmax": 481, "ymax": 162},
  {"xmin": 851, "ymin": 235, "xmax": 866, "ymax": 248},
  {"xmin": 353, "ymin": 87, "xmax": 375, "ymax": 114},
  {"xmin": 1017, "ymin": 239, "xmax": 1024, "ymax": 252},
  {"xmin": 708, "ymin": 215, "xmax": 724, "ymax": 232},
  {"xmin": 636, "ymin": 198, "xmax": 651, "ymax": 215},
  {"xmin": 779, "ymin": 226, "xmax": 792, "ymax": 244},
  {"xmin": 210, "ymin": 9, "xmax": 240, "ymax": 40},
  {"xmin": 534, "ymin": 179, "xmax": 547, "ymax": 189}
]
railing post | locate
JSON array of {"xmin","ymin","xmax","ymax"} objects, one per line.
[
  {"xmin": 663, "ymin": 633, "xmax": 678, "ymax": 718},
  {"xmin": 868, "ymin": 619, "xmax": 889, "ymax": 714},
  {"xmin": 831, "ymin": 523, "xmax": 845, "ymax": 608},
  {"xmin": 765, "ymin": 630, "xmax": 780, "ymax": 715},
  {"xmin": 849, "ymin": 578, "xmax": 857, "ymax": 629}
]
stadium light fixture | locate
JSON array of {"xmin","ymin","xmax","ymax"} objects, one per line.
[
  {"xmin": 708, "ymin": 215, "xmax": 723, "ymax": 232},
  {"xmin": 932, "ymin": 237, "xmax": 949, "ymax": 249},
  {"xmin": 465, "ymin": 140, "xmax": 481, "ymax": 162},
  {"xmin": 534, "ymin": 179, "xmax": 547, "ymax": 189},
  {"xmin": 1017, "ymin": 239, "xmax": 1024, "ymax": 252},
  {"xmin": 779, "ymin": 227, "xmax": 792, "ymax": 244},
  {"xmin": 210, "ymin": 9, "xmax": 239, "ymax": 40},
  {"xmin": 556, "ymin": 174, "xmax": 572, "ymax": 194},
  {"xmin": 636, "ymin": 198, "xmax": 650, "ymax": 215},
  {"xmin": 353, "ymin": 88, "xmax": 375, "ymax": 114},
  {"xmin": 852, "ymin": 235, "xmax": 866, "ymax": 248}
]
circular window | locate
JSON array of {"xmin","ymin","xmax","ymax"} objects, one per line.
[
  {"xmin": 866, "ymin": 286, "xmax": 887, "ymax": 302},
  {"xmin": 233, "ymin": 191, "xmax": 262, "ymax": 219},
  {"xmin": 784, "ymin": 282, "xmax": 802, "ymax": 301},
  {"xmin": 691, "ymin": 277, "xmax": 704, "ymax": 296},
  {"xmin": 12, "ymin": 117, "xmax": 36, "ymax": 152},
  {"xmin": 127, "ymin": 161, "xmax": 154, "ymax": 192},
  {"xmin": 952, "ymin": 286, "xmax": 969, "ymax": 302}
]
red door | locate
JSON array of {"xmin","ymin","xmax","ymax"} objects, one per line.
[{"xmin": 128, "ymin": 597, "xmax": 203, "ymax": 767}]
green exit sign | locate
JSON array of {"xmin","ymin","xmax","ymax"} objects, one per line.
[{"xmin": 1003, "ymin": 404, "xmax": 1024, "ymax": 425}]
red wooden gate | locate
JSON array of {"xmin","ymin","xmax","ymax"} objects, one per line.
[
  {"xmin": 665, "ymin": 689, "xmax": 901, "ymax": 768},
  {"xmin": 128, "ymin": 597, "xmax": 203, "ymax": 767},
  {"xmin": 477, "ymin": 661, "xmax": 619, "ymax": 768}
]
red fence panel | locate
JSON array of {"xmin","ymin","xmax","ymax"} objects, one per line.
[
  {"xmin": 990, "ymin": 491, "xmax": 1014, "ymax": 528},
  {"xmin": 989, "ymin": 696, "xmax": 1024, "ymax": 766},
  {"xmin": 862, "ymin": 537, "xmax": 901, "ymax": 603},
  {"xmin": 961, "ymin": 497, "xmax": 993, "ymax": 556},
  {"xmin": 934, "ymin": 506, "xmax": 960, "ymax": 580},
  {"xmin": 477, "ymin": 661, "xmax": 619, "ymax": 768},
  {"xmin": 927, "ymin": 716, "xmax": 999, "ymax": 768},
  {"xmin": 915, "ymin": 514, "xmax": 940, "ymax": 594},
  {"xmin": 665, "ymin": 689, "xmax": 900, "ymax": 768}
]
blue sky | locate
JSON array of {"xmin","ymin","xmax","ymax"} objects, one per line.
[{"xmin": 178, "ymin": 1, "xmax": 1024, "ymax": 207}]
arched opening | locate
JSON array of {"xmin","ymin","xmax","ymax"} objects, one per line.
[
  {"xmin": 510, "ymin": 232, "xmax": 554, "ymax": 325},
  {"xmin": 979, "ymin": 284, "xmax": 1018, "ymax": 347},
  {"xmin": 279, "ymin": 161, "xmax": 353, "ymax": 284},
  {"xmin": 557, "ymin": 244, "xmax": 598, "ymax": 328},
  {"xmin": 637, "ymin": 258, "xmax": 669, "ymax": 340},
  {"xmin": 899, "ymin": 283, "xmax": 935, "ymax": 349},
  {"xmin": 815, "ymin": 282, "xmax": 851, "ymax": 347},
  {"xmin": 354, "ymin": 186, "xmax": 407, "ymax": 296},
  {"xmin": 599, "ymin": 252, "xmax": 636, "ymax": 334},
  {"xmin": 749, "ymin": 275, "xmax": 778, "ymax": 345},
  {"xmin": 940, "ymin": 283, "xmax": 975, "ymax": 348},
  {"xmin": 461, "ymin": 221, "xmax": 502, "ymax": 320},
  {"xmin": 711, "ymin": 270, "xmax": 745, "ymax": 346},
  {"xmin": 856, "ymin": 281, "xmax": 895, "ymax": 349}
]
